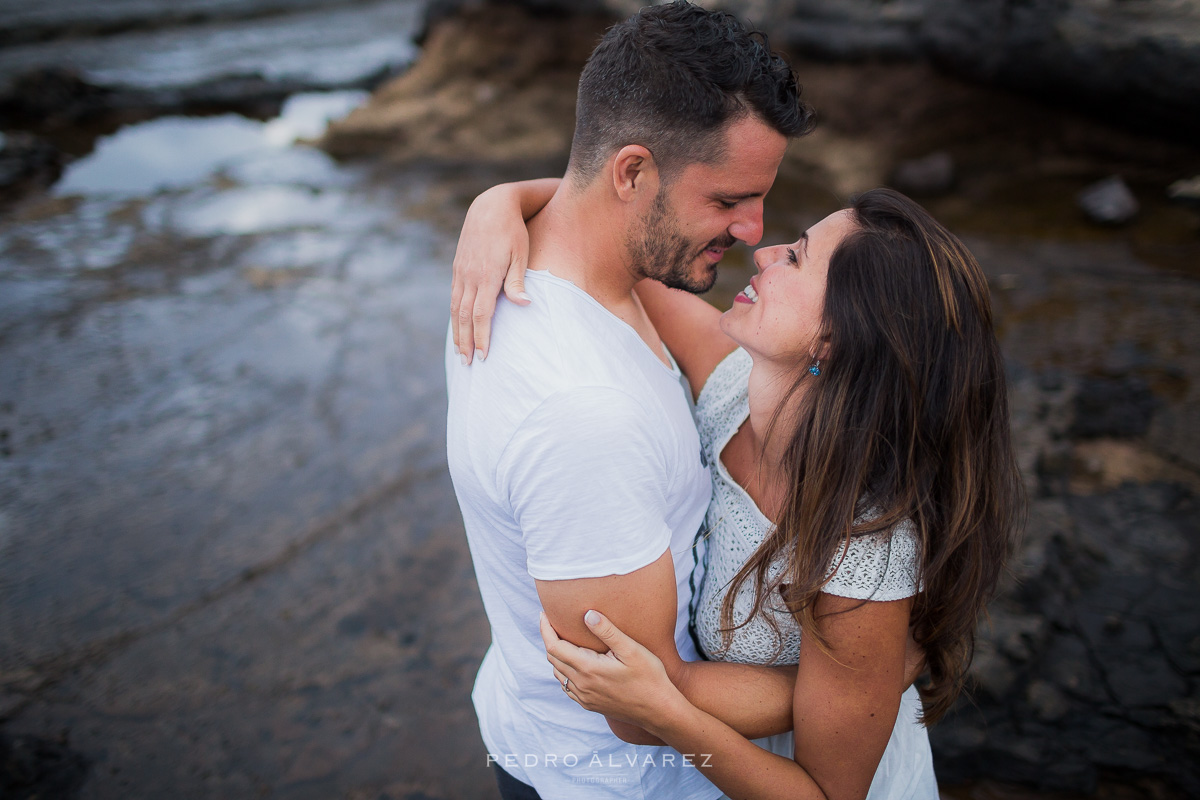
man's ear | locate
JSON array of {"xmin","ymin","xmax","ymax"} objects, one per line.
[{"xmin": 611, "ymin": 145, "xmax": 659, "ymax": 203}]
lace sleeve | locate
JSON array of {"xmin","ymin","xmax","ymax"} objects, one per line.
[
  {"xmin": 695, "ymin": 347, "xmax": 752, "ymax": 456},
  {"xmin": 822, "ymin": 519, "xmax": 922, "ymax": 601}
]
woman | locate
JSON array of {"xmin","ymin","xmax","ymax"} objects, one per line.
[{"xmin": 453, "ymin": 184, "xmax": 1023, "ymax": 799}]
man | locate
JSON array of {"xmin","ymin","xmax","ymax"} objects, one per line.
[{"xmin": 445, "ymin": 3, "xmax": 814, "ymax": 798}]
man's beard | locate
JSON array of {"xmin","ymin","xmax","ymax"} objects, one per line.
[{"xmin": 628, "ymin": 191, "xmax": 731, "ymax": 294}]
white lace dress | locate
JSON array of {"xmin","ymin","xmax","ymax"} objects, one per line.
[{"xmin": 689, "ymin": 348, "xmax": 939, "ymax": 799}]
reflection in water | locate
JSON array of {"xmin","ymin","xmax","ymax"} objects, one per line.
[
  {"xmin": 175, "ymin": 185, "xmax": 347, "ymax": 236},
  {"xmin": 54, "ymin": 91, "xmax": 368, "ymax": 197},
  {"xmin": 55, "ymin": 114, "xmax": 267, "ymax": 195}
]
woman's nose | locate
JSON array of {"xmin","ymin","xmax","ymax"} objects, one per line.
[{"xmin": 752, "ymin": 245, "xmax": 778, "ymax": 272}]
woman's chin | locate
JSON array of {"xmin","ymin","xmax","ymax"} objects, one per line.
[{"xmin": 717, "ymin": 311, "xmax": 745, "ymax": 344}]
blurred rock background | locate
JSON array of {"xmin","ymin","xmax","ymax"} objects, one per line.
[{"xmin": 1, "ymin": 1, "xmax": 1197, "ymax": 798}]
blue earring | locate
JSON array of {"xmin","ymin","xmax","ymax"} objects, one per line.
[{"xmin": 808, "ymin": 359, "xmax": 821, "ymax": 377}]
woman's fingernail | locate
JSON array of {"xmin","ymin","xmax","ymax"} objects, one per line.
[
  {"xmin": 460, "ymin": 353, "xmax": 468, "ymax": 366},
  {"xmin": 478, "ymin": 349, "xmax": 487, "ymax": 361},
  {"xmin": 517, "ymin": 292, "xmax": 531, "ymax": 303},
  {"xmin": 585, "ymin": 610, "xmax": 600, "ymax": 626}
]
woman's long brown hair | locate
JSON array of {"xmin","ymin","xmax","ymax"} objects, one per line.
[{"xmin": 719, "ymin": 188, "xmax": 1024, "ymax": 724}]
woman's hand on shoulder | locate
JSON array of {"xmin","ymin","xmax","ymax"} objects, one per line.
[
  {"xmin": 451, "ymin": 178, "xmax": 559, "ymax": 363},
  {"xmin": 451, "ymin": 184, "xmax": 531, "ymax": 363}
]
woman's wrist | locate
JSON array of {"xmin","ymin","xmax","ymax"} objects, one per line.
[{"xmin": 641, "ymin": 687, "xmax": 698, "ymax": 742}]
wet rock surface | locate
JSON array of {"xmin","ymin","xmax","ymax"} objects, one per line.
[{"xmin": 0, "ymin": 95, "xmax": 509, "ymax": 796}]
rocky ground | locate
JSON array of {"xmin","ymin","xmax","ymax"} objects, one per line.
[
  {"xmin": 0, "ymin": 0, "xmax": 423, "ymax": 199},
  {"xmin": 0, "ymin": 104, "xmax": 518, "ymax": 797},
  {"xmin": 1, "ymin": 1, "xmax": 1198, "ymax": 798},
  {"xmin": 435, "ymin": 0, "xmax": 1200, "ymax": 138}
]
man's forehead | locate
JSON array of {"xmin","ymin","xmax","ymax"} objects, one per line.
[
  {"xmin": 681, "ymin": 119, "xmax": 788, "ymax": 191},
  {"xmin": 679, "ymin": 157, "xmax": 781, "ymax": 197}
]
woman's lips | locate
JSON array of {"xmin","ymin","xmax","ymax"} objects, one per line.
[{"xmin": 735, "ymin": 282, "xmax": 759, "ymax": 304}]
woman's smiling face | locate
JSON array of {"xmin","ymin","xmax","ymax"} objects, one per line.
[{"xmin": 719, "ymin": 209, "xmax": 856, "ymax": 364}]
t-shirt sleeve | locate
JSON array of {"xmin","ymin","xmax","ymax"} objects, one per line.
[
  {"xmin": 497, "ymin": 386, "xmax": 672, "ymax": 581},
  {"xmin": 822, "ymin": 520, "xmax": 922, "ymax": 601}
]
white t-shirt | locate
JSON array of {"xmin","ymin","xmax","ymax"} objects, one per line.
[{"xmin": 445, "ymin": 269, "xmax": 717, "ymax": 800}]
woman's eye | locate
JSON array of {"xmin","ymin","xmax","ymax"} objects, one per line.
[{"xmin": 787, "ymin": 248, "xmax": 798, "ymax": 265}]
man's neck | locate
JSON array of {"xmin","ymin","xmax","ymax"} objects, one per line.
[{"xmin": 526, "ymin": 181, "xmax": 639, "ymax": 312}]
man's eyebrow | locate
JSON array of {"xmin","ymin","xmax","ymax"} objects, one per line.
[{"xmin": 715, "ymin": 190, "xmax": 766, "ymax": 201}]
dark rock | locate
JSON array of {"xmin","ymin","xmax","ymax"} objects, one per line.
[
  {"xmin": 932, "ymin": 706, "xmax": 1099, "ymax": 791},
  {"xmin": 1088, "ymin": 721, "xmax": 1172, "ymax": 774},
  {"xmin": 1069, "ymin": 373, "xmax": 1157, "ymax": 439},
  {"xmin": 0, "ymin": 131, "xmax": 63, "ymax": 192},
  {"xmin": 968, "ymin": 638, "xmax": 1018, "ymax": 699},
  {"xmin": 774, "ymin": 0, "xmax": 926, "ymax": 60},
  {"xmin": 1026, "ymin": 679, "xmax": 1069, "ymax": 722},
  {"xmin": 0, "ymin": 732, "xmax": 89, "ymax": 800},
  {"xmin": 1077, "ymin": 176, "xmax": 1140, "ymax": 226},
  {"xmin": 990, "ymin": 610, "xmax": 1049, "ymax": 663},
  {"xmin": 418, "ymin": 0, "xmax": 605, "ymax": 42},
  {"xmin": 1168, "ymin": 698, "xmax": 1200, "ymax": 735},
  {"xmin": 0, "ymin": 0, "xmax": 349, "ymax": 48},
  {"xmin": 0, "ymin": 68, "xmax": 317, "ymax": 153},
  {"xmin": 889, "ymin": 151, "xmax": 954, "ymax": 196},
  {"xmin": 1156, "ymin": 614, "xmax": 1200, "ymax": 676},
  {"xmin": 930, "ymin": 472, "xmax": 1200, "ymax": 795},
  {"xmin": 1103, "ymin": 657, "xmax": 1188, "ymax": 709},
  {"xmin": 1042, "ymin": 635, "xmax": 1110, "ymax": 704},
  {"xmin": 1168, "ymin": 176, "xmax": 1200, "ymax": 209},
  {"xmin": 531, "ymin": 0, "xmax": 1200, "ymax": 137},
  {"xmin": 920, "ymin": 0, "xmax": 1200, "ymax": 139},
  {"xmin": 0, "ymin": 67, "xmax": 114, "ymax": 127}
]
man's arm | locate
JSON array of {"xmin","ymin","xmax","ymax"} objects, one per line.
[
  {"xmin": 537, "ymin": 550, "xmax": 795, "ymax": 743},
  {"xmin": 509, "ymin": 388, "xmax": 795, "ymax": 742}
]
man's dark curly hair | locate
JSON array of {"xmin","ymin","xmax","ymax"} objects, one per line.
[{"xmin": 568, "ymin": 1, "xmax": 814, "ymax": 186}]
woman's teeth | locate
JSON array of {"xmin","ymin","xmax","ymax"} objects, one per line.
[{"xmin": 742, "ymin": 285, "xmax": 758, "ymax": 303}]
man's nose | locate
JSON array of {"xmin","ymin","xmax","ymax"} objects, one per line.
[{"xmin": 728, "ymin": 201, "xmax": 764, "ymax": 247}]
